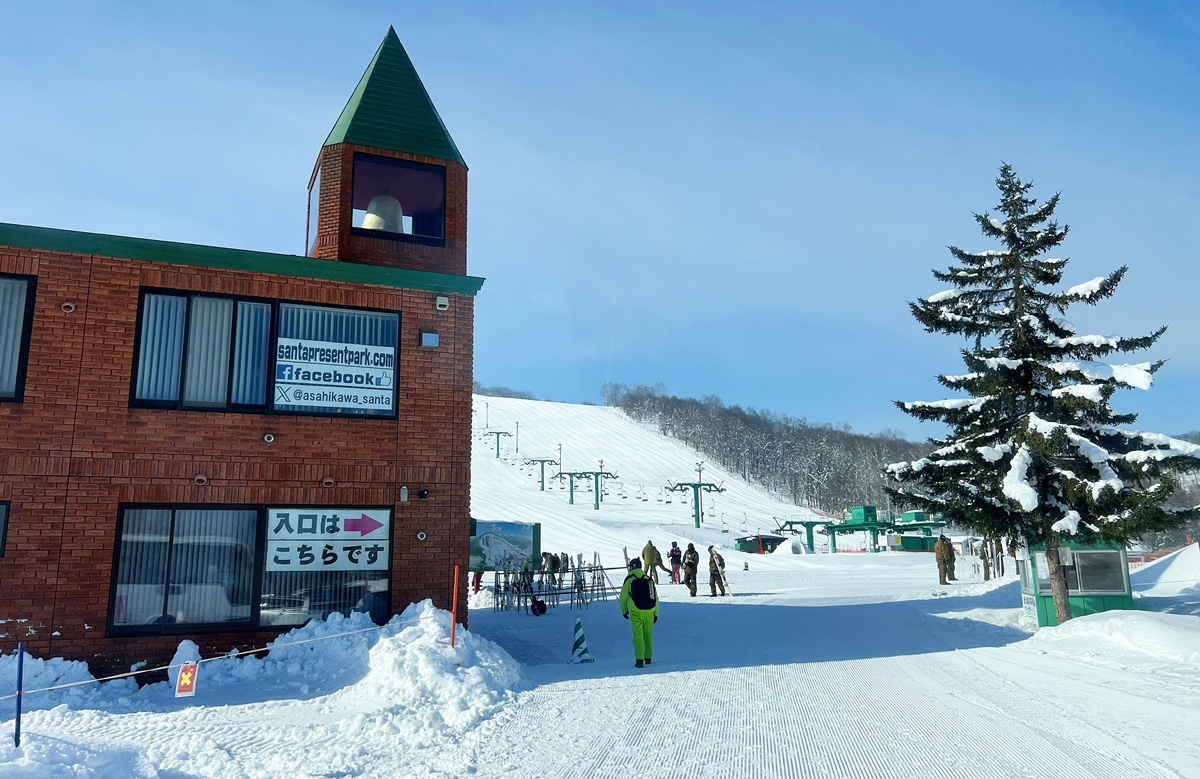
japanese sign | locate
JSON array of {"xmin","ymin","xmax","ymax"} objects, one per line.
[
  {"xmin": 175, "ymin": 662, "xmax": 198, "ymax": 698},
  {"xmin": 267, "ymin": 507, "xmax": 391, "ymax": 572},
  {"xmin": 273, "ymin": 338, "xmax": 395, "ymax": 413}
]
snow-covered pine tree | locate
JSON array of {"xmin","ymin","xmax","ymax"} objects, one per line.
[{"xmin": 886, "ymin": 164, "xmax": 1200, "ymax": 623}]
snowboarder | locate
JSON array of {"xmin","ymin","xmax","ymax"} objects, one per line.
[
  {"xmin": 934, "ymin": 535, "xmax": 952, "ymax": 585},
  {"xmin": 667, "ymin": 541, "xmax": 683, "ymax": 584},
  {"xmin": 641, "ymin": 540, "xmax": 671, "ymax": 584},
  {"xmin": 708, "ymin": 545, "xmax": 726, "ymax": 596},
  {"xmin": 619, "ymin": 558, "xmax": 659, "ymax": 668},
  {"xmin": 682, "ymin": 543, "xmax": 700, "ymax": 597}
]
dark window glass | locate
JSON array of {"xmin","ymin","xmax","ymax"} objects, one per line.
[
  {"xmin": 112, "ymin": 507, "xmax": 256, "ymax": 629},
  {"xmin": 0, "ymin": 502, "xmax": 9, "ymax": 556},
  {"xmin": 351, "ymin": 154, "xmax": 445, "ymax": 242},
  {"xmin": 134, "ymin": 294, "xmax": 188, "ymax": 402},
  {"xmin": 260, "ymin": 570, "xmax": 389, "ymax": 628},
  {"xmin": 1076, "ymin": 550, "xmax": 1126, "ymax": 592},
  {"xmin": 0, "ymin": 274, "xmax": 37, "ymax": 402},
  {"xmin": 231, "ymin": 302, "xmax": 271, "ymax": 405}
]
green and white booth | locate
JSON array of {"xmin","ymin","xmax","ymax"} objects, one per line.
[{"xmin": 1016, "ymin": 541, "xmax": 1133, "ymax": 627}]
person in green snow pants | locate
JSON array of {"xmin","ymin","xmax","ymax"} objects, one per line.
[{"xmin": 619, "ymin": 558, "xmax": 660, "ymax": 668}]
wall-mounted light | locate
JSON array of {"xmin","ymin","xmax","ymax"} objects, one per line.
[
  {"xmin": 193, "ymin": 474, "xmax": 209, "ymax": 486},
  {"xmin": 61, "ymin": 302, "xmax": 76, "ymax": 314},
  {"xmin": 434, "ymin": 295, "xmax": 450, "ymax": 312},
  {"xmin": 321, "ymin": 476, "xmax": 335, "ymax": 488},
  {"xmin": 417, "ymin": 489, "xmax": 430, "ymax": 500},
  {"xmin": 416, "ymin": 531, "xmax": 428, "ymax": 541},
  {"xmin": 419, "ymin": 329, "xmax": 439, "ymax": 349},
  {"xmin": 399, "ymin": 486, "xmax": 409, "ymax": 502},
  {"xmin": 263, "ymin": 433, "xmax": 275, "ymax": 443}
]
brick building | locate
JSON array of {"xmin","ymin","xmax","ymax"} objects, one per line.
[{"xmin": 0, "ymin": 28, "xmax": 482, "ymax": 674}]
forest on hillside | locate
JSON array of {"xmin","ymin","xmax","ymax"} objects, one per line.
[{"xmin": 598, "ymin": 383, "xmax": 927, "ymax": 515}]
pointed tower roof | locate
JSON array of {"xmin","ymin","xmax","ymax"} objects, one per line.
[{"xmin": 323, "ymin": 27, "xmax": 465, "ymax": 167}]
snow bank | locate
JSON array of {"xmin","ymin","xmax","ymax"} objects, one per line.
[
  {"xmin": 0, "ymin": 602, "xmax": 522, "ymax": 777},
  {"xmin": 345, "ymin": 600, "xmax": 522, "ymax": 744},
  {"xmin": 0, "ymin": 653, "xmax": 138, "ymax": 717},
  {"xmin": 1027, "ymin": 611, "xmax": 1200, "ymax": 668}
]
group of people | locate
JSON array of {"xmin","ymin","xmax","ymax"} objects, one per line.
[
  {"xmin": 619, "ymin": 540, "xmax": 730, "ymax": 668},
  {"xmin": 639, "ymin": 539, "xmax": 727, "ymax": 597},
  {"xmin": 934, "ymin": 534, "xmax": 957, "ymax": 585}
]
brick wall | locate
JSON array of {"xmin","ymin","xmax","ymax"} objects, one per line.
[{"xmin": 0, "ymin": 245, "xmax": 474, "ymax": 675}]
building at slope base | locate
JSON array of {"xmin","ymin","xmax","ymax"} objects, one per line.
[{"xmin": 0, "ymin": 28, "xmax": 482, "ymax": 674}]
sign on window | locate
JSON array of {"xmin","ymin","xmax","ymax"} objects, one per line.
[
  {"xmin": 273, "ymin": 338, "xmax": 395, "ymax": 413},
  {"xmin": 266, "ymin": 508, "xmax": 391, "ymax": 572}
]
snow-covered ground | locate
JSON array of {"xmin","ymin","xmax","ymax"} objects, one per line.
[{"xmin": 3, "ymin": 395, "xmax": 1200, "ymax": 778}]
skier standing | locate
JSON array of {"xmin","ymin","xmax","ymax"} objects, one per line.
[
  {"xmin": 641, "ymin": 540, "xmax": 671, "ymax": 584},
  {"xmin": 667, "ymin": 541, "xmax": 683, "ymax": 584},
  {"xmin": 934, "ymin": 535, "xmax": 952, "ymax": 585},
  {"xmin": 682, "ymin": 543, "xmax": 700, "ymax": 597},
  {"xmin": 708, "ymin": 545, "xmax": 726, "ymax": 597},
  {"xmin": 619, "ymin": 558, "xmax": 660, "ymax": 668}
]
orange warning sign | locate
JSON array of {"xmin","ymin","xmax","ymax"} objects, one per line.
[{"xmin": 175, "ymin": 662, "xmax": 198, "ymax": 698}]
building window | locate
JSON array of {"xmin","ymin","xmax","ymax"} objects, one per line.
[
  {"xmin": 0, "ymin": 274, "xmax": 37, "ymax": 402},
  {"xmin": 109, "ymin": 505, "xmax": 392, "ymax": 635},
  {"xmin": 419, "ymin": 329, "xmax": 439, "ymax": 348},
  {"xmin": 350, "ymin": 153, "xmax": 446, "ymax": 246},
  {"xmin": 1034, "ymin": 549, "xmax": 1127, "ymax": 596},
  {"xmin": 0, "ymin": 502, "xmax": 9, "ymax": 556},
  {"xmin": 132, "ymin": 292, "xmax": 397, "ymax": 417},
  {"xmin": 111, "ymin": 507, "xmax": 257, "ymax": 631}
]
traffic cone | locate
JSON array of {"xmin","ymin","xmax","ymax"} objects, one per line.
[{"xmin": 570, "ymin": 618, "xmax": 594, "ymax": 663}]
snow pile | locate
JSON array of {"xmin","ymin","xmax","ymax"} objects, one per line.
[
  {"xmin": 0, "ymin": 601, "xmax": 521, "ymax": 778},
  {"xmin": 1027, "ymin": 611, "xmax": 1200, "ymax": 669},
  {"xmin": 1131, "ymin": 545, "xmax": 1200, "ymax": 596},
  {"xmin": 341, "ymin": 600, "xmax": 522, "ymax": 745},
  {"xmin": 0, "ymin": 653, "xmax": 138, "ymax": 717}
]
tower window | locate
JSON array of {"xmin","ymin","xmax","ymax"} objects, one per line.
[{"xmin": 351, "ymin": 154, "xmax": 446, "ymax": 245}]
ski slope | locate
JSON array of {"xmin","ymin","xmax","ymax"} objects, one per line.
[
  {"xmin": 470, "ymin": 395, "xmax": 847, "ymax": 563},
  {"xmin": 3, "ymin": 395, "xmax": 1200, "ymax": 778}
]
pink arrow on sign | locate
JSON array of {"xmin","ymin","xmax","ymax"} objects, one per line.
[{"xmin": 345, "ymin": 514, "xmax": 384, "ymax": 536}]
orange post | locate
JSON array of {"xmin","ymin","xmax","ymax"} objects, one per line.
[{"xmin": 450, "ymin": 564, "xmax": 460, "ymax": 648}]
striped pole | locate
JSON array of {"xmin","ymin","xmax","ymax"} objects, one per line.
[{"xmin": 570, "ymin": 618, "xmax": 594, "ymax": 663}]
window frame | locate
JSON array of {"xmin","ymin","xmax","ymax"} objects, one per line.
[
  {"xmin": 129, "ymin": 289, "xmax": 401, "ymax": 419},
  {"xmin": 107, "ymin": 503, "xmax": 395, "ymax": 637},
  {"xmin": 348, "ymin": 152, "xmax": 447, "ymax": 248},
  {"xmin": 0, "ymin": 273, "xmax": 37, "ymax": 404}
]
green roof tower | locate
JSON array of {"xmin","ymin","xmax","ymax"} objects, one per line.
[{"xmin": 307, "ymin": 27, "xmax": 468, "ymax": 275}]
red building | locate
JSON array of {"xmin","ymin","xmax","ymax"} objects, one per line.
[{"xmin": 0, "ymin": 28, "xmax": 482, "ymax": 674}]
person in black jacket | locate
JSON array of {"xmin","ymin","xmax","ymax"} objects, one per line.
[
  {"xmin": 667, "ymin": 541, "xmax": 683, "ymax": 584},
  {"xmin": 682, "ymin": 543, "xmax": 700, "ymax": 597}
]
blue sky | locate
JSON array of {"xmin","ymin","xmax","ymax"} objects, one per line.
[{"xmin": 3, "ymin": 1, "xmax": 1197, "ymax": 440}]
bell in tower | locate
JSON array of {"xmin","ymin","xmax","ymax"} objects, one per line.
[{"xmin": 306, "ymin": 27, "xmax": 468, "ymax": 276}]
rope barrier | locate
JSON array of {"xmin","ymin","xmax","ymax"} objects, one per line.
[{"xmin": 1, "ymin": 612, "xmax": 441, "ymax": 704}]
